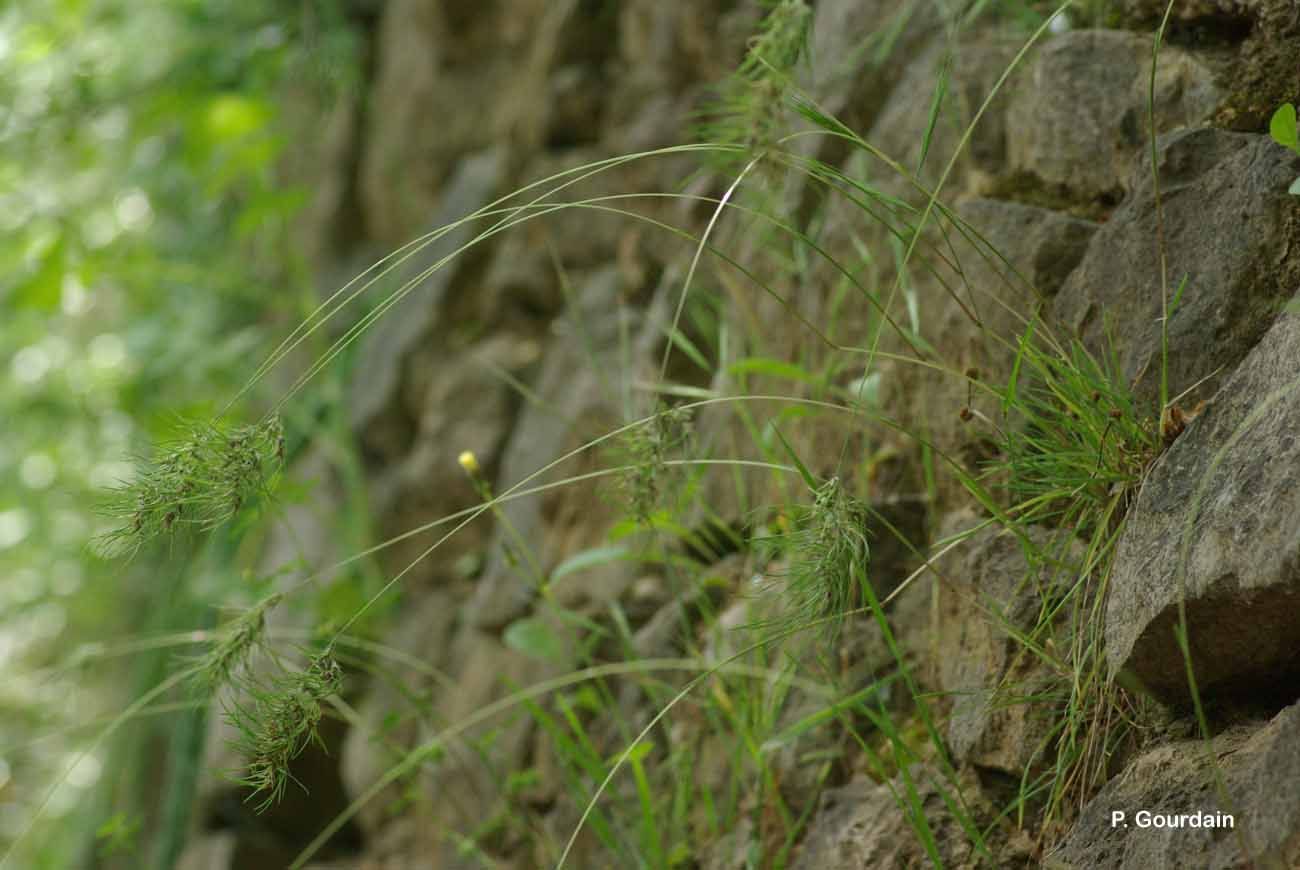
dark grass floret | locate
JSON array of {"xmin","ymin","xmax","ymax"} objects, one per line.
[
  {"xmin": 190, "ymin": 594, "xmax": 283, "ymax": 692},
  {"xmin": 224, "ymin": 650, "xmax": 341, "ymax": 811},
  {"xmin": 94, "ymin": 417, "xmax": 284, "ymax": 557},
  {"xmin": 614, "ymin": 404, "xmax": 695, "ymax": 527}
]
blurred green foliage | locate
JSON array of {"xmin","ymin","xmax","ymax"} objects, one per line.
[{"xmin": 0, "ymin": 0, "xmax": 360, "ymax": 865}]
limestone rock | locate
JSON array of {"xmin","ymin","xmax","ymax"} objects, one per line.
[
  {"xmin": 1052, "ymin": 128, "xmax": 1300, "ymax": 408},
  {"xmin": 348, "ymin": 146, "xmax": 507, "ymax": 461},
  {"xmin": 880, "ymin": 198, "xmax": 1097, "ymax": 508},
  {"xmin": 791, "ymin": 768, "xmax": 988, "ymax": 869},
  {"xmin": 935, "ymin": 521, "xmax": 1076, "ymax": 774},
  {"xmin": 1047, "ymin": 701, "xmax": 1300, "ymax": 869},
  {"xmin": 1107, "ymin": 306, "xmax": 1300, "ymax": 705},
  {"xmin": 1006, "ymin": 30, "xmax": 1221, "ymax": 203},
  {"xmin": 358, "ymin": 0, "xmax": 554, "ymax": 243},
  {"xmin": 462, "ymin": 265, "xmax": 643, "ymax": 630}
]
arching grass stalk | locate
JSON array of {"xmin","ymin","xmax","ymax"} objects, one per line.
[
  {"xmin": 802, "ymin": 0, "xmax": 1077, "ymax": 476},
  {"xmin": 658, "ymin": 156, "xmax": 761, "ymax": 382},
  {"xmin": 253, "ymin": 88, "xmax": 1053, "ymax": 423},
  {"xmin": 286, "ymin": 635, "xmax": 941, "ymax": 870},
  {"xmin": 311, "ymin": 383, "xmax": 1020, "ymax": 649},
  {"xmin": 226, "ymin": 143, "xmax": 747, "ymax": 415},
  {"xmin": 10, "ymin": 619, "xmax": 466, "ymax": 759},
  {"xmin": 105, "ymin": 114, "xmax": 1034, "ymax": 558},
  {"xmin": 323, "ymin": 457, "xmax": 794, "ymax": 644}
]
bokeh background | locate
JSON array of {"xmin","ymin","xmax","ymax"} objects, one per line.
[{"xmin": 1, "ymin": 2, "xmax": 366, "ymax": 865}]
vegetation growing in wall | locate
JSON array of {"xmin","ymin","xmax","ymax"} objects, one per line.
[{"xmin": 9, "ymin": 0, "xmax": 1277, "ymax": 867}]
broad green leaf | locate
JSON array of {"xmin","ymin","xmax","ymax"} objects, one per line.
[
  {"xmin": 503, "ymin": 617, "xmax": 565, "ymax": 663},
  {"xmin": 727, "ymin": 356, "xmax": 817, "ymax": 384},
  {"xmin": 1269, "ymin": 103, "xmax": 1298, "ymax": 152}
]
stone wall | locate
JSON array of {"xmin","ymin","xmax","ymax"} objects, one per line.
[{"xmin": 181, "ymin": 1, "xmax": 1300, "ymax": 868}]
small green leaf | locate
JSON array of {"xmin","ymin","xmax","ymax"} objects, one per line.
[
  {"xmin": 917, "ymin": 52, "xmax": 952, "ymax": 174},
  {"xmin": 503, "ymin": 617, "xmax": 564, "ymax": 663},
  {"xmin": 727, "ymin": 356, "xmax": 817, "ymax": 384},
  {"xmin": 1169, "ymin": 273, "xmax": 1190, "ymax": 316},
  {"xmin": 1269, "ymin": 103, "xmax": 1298, "ymax": 152},
  {"xmin": 616, "ymin": 739, "xmax": 654, "ymax": 765},
  {"xmin": 1289, "ymin": 176, "xmax": 1300, "ymax": 196},
  {"xmin": 550, "ymin": 545, "xmax": 630, "ymax": 580}
]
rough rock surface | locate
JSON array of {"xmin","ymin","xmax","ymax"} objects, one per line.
[
  {"xmin": 791, "ymin": 768, "xmax": 991, "ymax": 869},
  {"xmin": 935, "ymin": 522, "xmax": 1076, "ymax": 775},
  {"xmin": 1047, "ymin": 701, "xmax": 1300, "ymax": 869},
  {"xmin": 1107, "ymin": 306, "xmax": 1300, "ymax": 705},
  {"xmin": 1052, "ymin": 127, "xmax": 1300, "ymax": 407},
  {"xmin": 1005, "ymin": 29, "xmax": 1221, "ymax": 204}
]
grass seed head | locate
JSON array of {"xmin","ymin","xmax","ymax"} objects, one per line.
[
  {"xmin": 772, "ymin": 476, "xmax": 872, "ymax": 635},
  {"xmin": 615, "ymin": 404, "xmax": 695, "ymax": 526},
  {"xmin": 94, "ymin": 417, "xmax": 285, "ymax": 557},
  {"xmin": 695, "ymin": 0, "xmax": 811, "ymax": 166},
  {"xmin": 193, "ymin": 593, "xmax": 282, "ymax": 691},
  {"xmin": 225, "ymin": 650, "xmax": 341, "ymax": 812}
]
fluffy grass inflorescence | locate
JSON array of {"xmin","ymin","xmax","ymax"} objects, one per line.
[
  {"xmin": 614, "ymin": 404, "xmax": 695, "ymax": 527},
  {"xmin": 771, "ymin": 475, "xmax": 871, "ymax": 632},
  {"xmin": 224, "ymin": 650, "xmax": 342, "ymax": 811},
  {"xmin": 95, "ymin": 417, "xmax": 285, "ymax": 557},
  {"xmin": 192, "ymin": 594, "xmax": 283, "ymax": 691},
  {"xmin": 695, "ymin": 0, "xmax": 811, "ymax": 166}
]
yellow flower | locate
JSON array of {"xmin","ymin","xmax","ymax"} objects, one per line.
[{"xmin": 457, "ymin": 450, "xmax": 480, "ymax": 475}]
